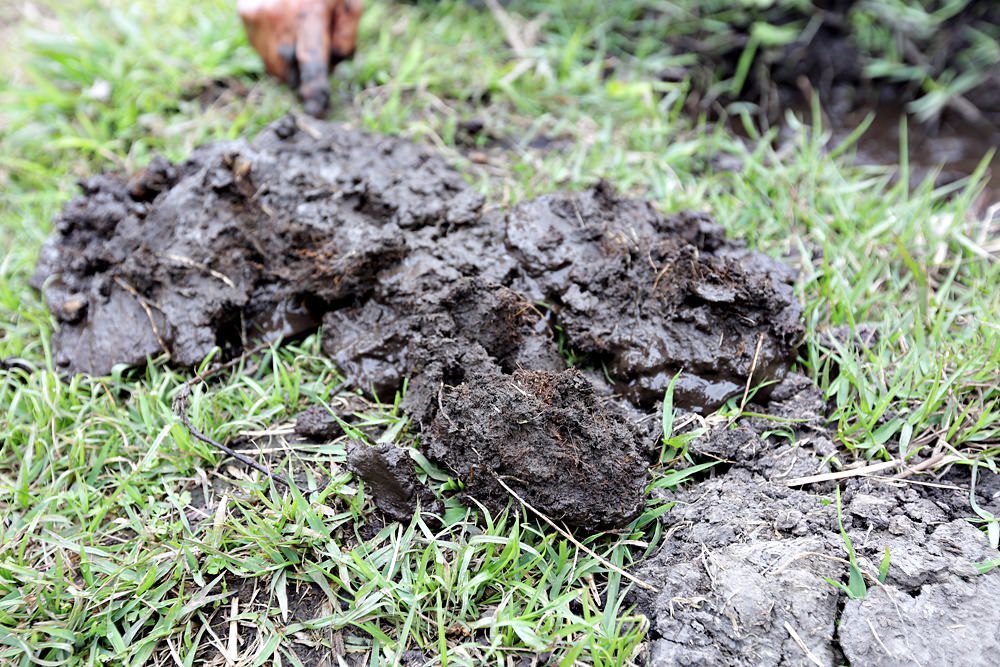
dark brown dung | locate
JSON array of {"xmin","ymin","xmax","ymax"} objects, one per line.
[{"xmin": 34, "ymin": 114, "xmax": 803, "ymax": 530}]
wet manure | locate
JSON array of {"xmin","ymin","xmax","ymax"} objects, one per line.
[{"xmin": 34, "ymin": 114, "xmax": 804, "ymax": 531}]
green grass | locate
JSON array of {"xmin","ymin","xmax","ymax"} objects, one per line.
[
  {"xmin": 509, "ymin": 0, "xmax": 1000, "ymax": 123},
  {"xmin": 1, "ymin": 0, "xmax": 999, "ymax": 664}
]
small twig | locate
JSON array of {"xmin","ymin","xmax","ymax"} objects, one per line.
[
  {"xmin": 185, "ymin": 341, "xmax": 273, "ymax": 386},
  {"xmin": 0, "ymin": 357, "xmax": 34, "ymax": 375},
  {"xmin": 227, "ymin": 597, "xmax": 239, "ymax": 665},
  {"xmin": 491, "ymin": 474, "xmax": 659, "ymax": 592},
  {"xmin": 651, "ymin": 262, "xmax": 672, "ymax": 293},
  {"xmin": 295, "ymin": 114, "xmax": 323, "ymax": 139},
  {"xmin": 784, "ymin": 622, "xmax": 824, "ymax": 667},
  {"xmin": 173, "ymin": 343, "xmax": 290, "ymax": 487},
  {"xmin": 482, "ymin": 0, "xmax": 531, "ymax": 57},
  {"xmin": 740, "ymin": 333, "xmax": 765, "ymax": 409},
  {"xmin": 176, "ymin": 386, "xmax": 290, "ymax": 487},
  {"xmin": 785, "ymin": 453, "xmax": 967, "ymax": 487},
  {"xmin": 114, "ymin": 276, "xmax": 170, "ymax": 357},
  {"xmin": 437, "ymin": 382, "xmax": 455, "ymax": 428},
  {"xmin": 894, "ymin": 450, "xmax": 962, "ymax": 479}
]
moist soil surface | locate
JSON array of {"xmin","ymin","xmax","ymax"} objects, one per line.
[
  {"xmin": 641, "ymin": 1, "xmax": 1000, "ymax": 203},
  {"xmin": 34, "ymin": 115, "xmax": 999, "ymax": 664},
  {"xmin": 648, "ymin": 1, "xmax": 1000, "ymax": 125}
]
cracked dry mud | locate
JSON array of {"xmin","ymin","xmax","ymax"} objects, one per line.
[
  {"xmin": 634, "ymin": 376, "xmax": 1000, "ymax": 667},
  {"xmin": 34, "ymin": 115, "xmax": 999, "ymax": 665}
]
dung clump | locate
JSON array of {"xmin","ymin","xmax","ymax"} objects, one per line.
[
  {"xmin": 425, "ymin": 369, "xmax": 650, "ymax": 531},
  {"xmin": 345, "ymin": 442, "xmax": 443, "ymax": 523},
  {"xmin": 31, "ymin": 115, "xmax": 483, "ymax": 374},
  {"xmin": 32, "ymin": 114, "xmax": 1000, "ymax": 667},
  {"xmin": 35, "ymin": 114, "xmax": 806, "ymax": 530},
  {"xmin": 504, "ymin": 183, "xmax": 803, "ymax": 410},
  {"xmin": 35, "ymin": 117, "xmax": 803, "ymax": 415}
]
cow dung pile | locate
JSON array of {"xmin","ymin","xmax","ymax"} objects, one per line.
[{"xmin": 33, "ymin": 114, "xmax": 802, "ymax": 530}]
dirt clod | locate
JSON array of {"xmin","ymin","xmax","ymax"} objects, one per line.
[
  {"xmin": 639, "ymin": 467, "xmax": 842, "ymax": 667},
  {"xmin": 345, "ymin": 442, "xmax": 443, "ymax": 523},
  {"xmin": 839, "ymin": 575, "xmax": 1000, "ymax": 667},
  {"xmin": 294, "ymin": 405, "xmax": 344, "ymax": 442},
  {"xmin": 322, "ymin": 276, "xmax": 563, "ymax": 424}
]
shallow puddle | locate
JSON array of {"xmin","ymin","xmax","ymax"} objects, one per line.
[{"xmin": 783, "ymin": 102, "xmax": 1000, "ymax": 206}]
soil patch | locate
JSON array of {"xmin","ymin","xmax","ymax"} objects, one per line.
[
  {"xmin": 503, "ymin": 188, "xmax": 802, "ymax": 408},
  {"xmin": 634, "ymin": 375, "xmax": 1000, "ymax": 666},
  {"xmin": 205, "ymin": 577, "xmax": 360, "ymax": 667},
  {"xmin": 633, "ymin": 2, "xmax": 1000, "ymax": 202},
  {"xmin": 639, "ymin": 1, "xmax": 1000, "ymax": 125},
  {"xmin": 345, "ymin": 441, "xmax": 444, "ymax": 523}
]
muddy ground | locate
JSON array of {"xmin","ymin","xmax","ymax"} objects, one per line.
[
  {"xmin": 630, "ymin": 0, "xmax": 1000, "ymax": 203},
  {"xmin": 643, "ymin": 1, "xmax": 1000, "ymax": 125},
  {"xmin": 34, "ymin": 116, "xmax": 999, "ymax": 664}
]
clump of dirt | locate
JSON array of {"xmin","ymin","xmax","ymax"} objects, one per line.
[
  {"xmin": 635, "ymin": 375, "xmax": 1000, "ymax": 666},
  {"xmin": 345, "ymin": 442, "xmax": 443, "ymax": 523},
  {"xmin": 839, "ymin": 572, "xmax": 1000, "ymax": 667},
  {"xmin": 427, "ymin": 368, "xmax": 650, "ymax": 530},
  {"xmin": 639, "ymin": 468, "xmax": 843, "ymax": 666}
]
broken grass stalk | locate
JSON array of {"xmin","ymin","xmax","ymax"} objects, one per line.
[
  {"xmin": 785, "ymin": 452, "xmax": 968, "ymax": 486},
  {"xmin": 491, "ymin": 473, "xmax": 659, "ymax": 592},
  {"xmin": 171, "ymin": 341, "xmax": 332, "ymax": 489}
]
